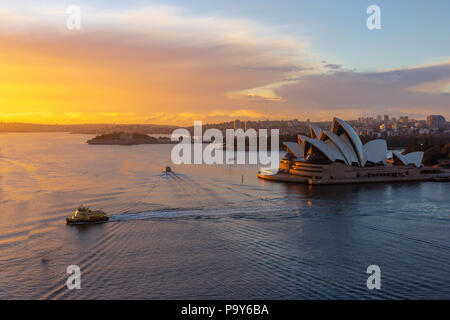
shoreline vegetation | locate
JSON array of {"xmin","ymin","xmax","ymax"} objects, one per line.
[
  {"xmin": 87, "ymin": 132, "xmax": 174, "ymax": 145},
  {"xmin": 404, "ymin": 137, "xmax": 450, "ymax": 167}
]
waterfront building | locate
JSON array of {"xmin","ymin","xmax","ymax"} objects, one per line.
[{"xmin": 258, "ymin": 117, "xmax": 448, "ymax": 185}]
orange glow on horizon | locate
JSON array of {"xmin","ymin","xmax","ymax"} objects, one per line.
[
  {"xmin": 0, "ymin": 26, "xmax": 438, "ymax": 126},
  {"xmin": 0, "ymin": 24, "xmax": 317, "ymax": 126}
]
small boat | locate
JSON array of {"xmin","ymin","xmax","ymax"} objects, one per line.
[
  {"xmin": 163, "ymin": 166, "xmax": 172, "ymax": 173},
  {"xmin": 66, "ymin": 206, "xmax": 109, "ymax": 225}
]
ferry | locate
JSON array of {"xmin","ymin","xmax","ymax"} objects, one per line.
[{"xmin": 66, "ymin": 206, "xmax": 109, "ymax": 224}]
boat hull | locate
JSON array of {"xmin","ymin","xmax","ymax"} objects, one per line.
[{"xmin": 66, "ymin": 216, "xmax": 109, "ymax": 225}]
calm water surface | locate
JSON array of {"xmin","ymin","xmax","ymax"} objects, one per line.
[{"xmin": 0, "ymin": 133, "xmax": 449, "ymax": 299}]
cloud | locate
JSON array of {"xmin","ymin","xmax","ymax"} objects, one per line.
[
  {"xmin": 323, "ymin": 63, "xmax": 343, "ymax": 70},
  {"xmin": 0, "ymin": 3, "xmax": 321, "ymax": 124},
  {"xmin": 273, "ymin": 61, "xmax": 450, "ymax": 119},
  {"xmin": 0, "ymin": 2, "xmax": 448, "ymax": 124}
]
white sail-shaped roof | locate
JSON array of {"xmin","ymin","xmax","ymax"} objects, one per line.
[
  {"xmin": 297, "ymin": 135, "xmax": 305, "ymax": 144},
  {"xmin": 299, "ymin": 135, "xmax": 346, "ymax": 163},
  {"xmin": 392, "ymin": 151, "xmax": 423, "ymax": 167},
  {"xmin": 331, "ymin": 118, "xmax": 366, "ymax": 166},
  {"xmin": 284, "ymin": 117, "xmax": 412, "ymax": 168},
  {"xmin": 404, "ymin": 152, "xmax": 424, "ymax": 167},
  {"xmin": 297, "ymin": 135, "xmax": 306, "ymax": 159},
  {"xmin": 323, "ymin": 139, "xmax": 347, "ymax": 163},
  {"xmin": 283, "ymin": 142, "xmax": 303, "ymax": 159},
  {"xmin": 310, "ymin": 125, "xmax": 323, "ymax": 139},
  {"xmin": 392, "ymin": 151, "xmax": 405, "ymax": 165},
  {"xmin": 319, "ymin": 130, "xmax": 359, "ymax": 166},
  {"xmin": 363, "ymin": 139, "xmax": 387, "ymax": 165}
]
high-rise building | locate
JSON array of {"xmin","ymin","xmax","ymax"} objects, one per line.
[
  {"xmin": 384, "ymin": 115, "xmax": 389, "ymax": 123},
  {"xmin": 426, "ymin": 115, "xmax": 446, "ymax": 129},
  {"xmin": 377, "ymin": 115, "xmax": 382, "ymax": 122},
  {"xmin": 399, "ymin": 116, "xmax": 409, "ymax": 123}
]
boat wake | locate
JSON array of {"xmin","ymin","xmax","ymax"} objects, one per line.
[{"xmin": 108, "ymin": 197, "xmax": 304, "ymax": 222}]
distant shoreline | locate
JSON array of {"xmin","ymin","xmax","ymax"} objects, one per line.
[{"xmin": 87, "ymin": 132, "xmax": 175, "ymax": 145}]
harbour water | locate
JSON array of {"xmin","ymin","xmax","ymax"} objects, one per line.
[{"xmin": 0, "ymin": 133, "xmax": 449, "ymax": 299}]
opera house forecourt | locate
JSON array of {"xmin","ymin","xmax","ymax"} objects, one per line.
[{"xmin": 258, "ymin": 117, "xmax": 449, "ymax": 185}]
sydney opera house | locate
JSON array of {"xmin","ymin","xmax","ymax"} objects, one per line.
[{"xmin": 258, "ymin": 117, "xmax": 442, "ymax": 185}]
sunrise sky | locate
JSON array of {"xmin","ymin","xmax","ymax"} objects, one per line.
[{"xmin": 0, "ymin": 0, "xmax": 449, "ymax": 125}]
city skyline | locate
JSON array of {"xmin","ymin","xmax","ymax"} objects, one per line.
[{"xmin": 0, "ymin": 0, "xmax": 449, "ymax": 125}]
